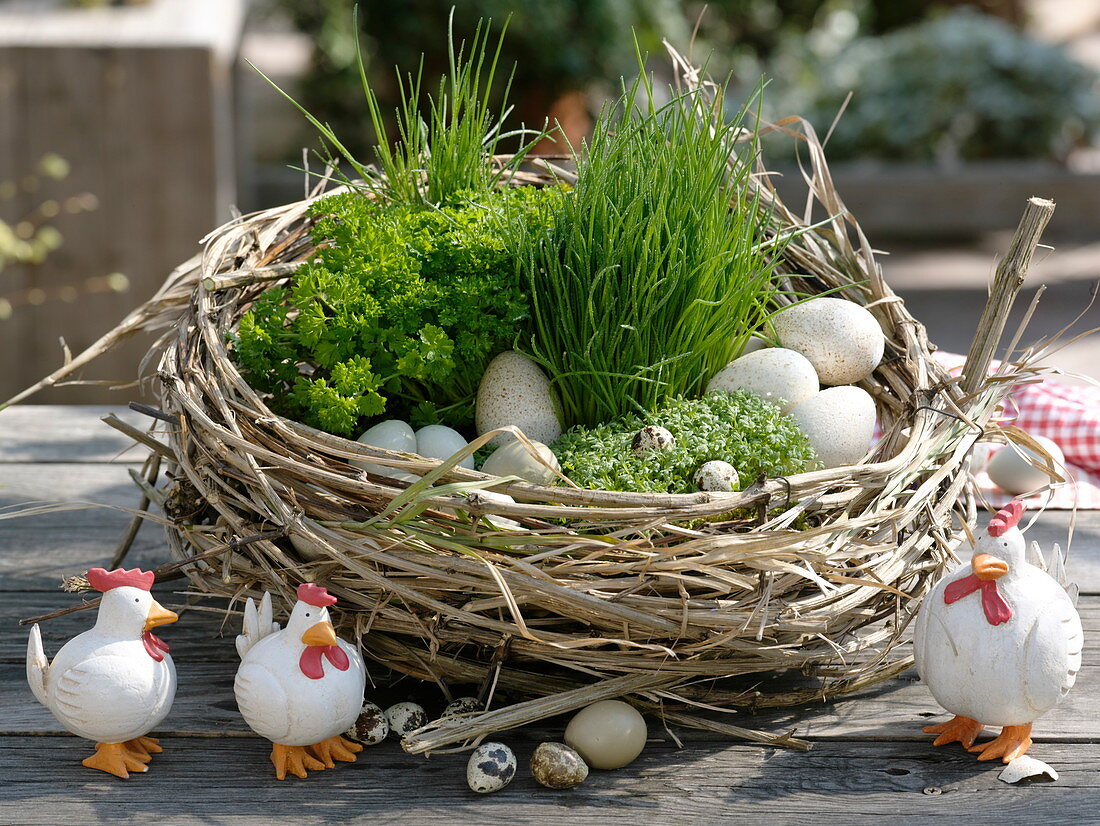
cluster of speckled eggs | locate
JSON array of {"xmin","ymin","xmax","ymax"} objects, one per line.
[
  {"xmin": 346, "ymin": 697, "xmax": 648, "ymax": 794},
  {"xmin": 705, "ymin": 297, "xmax": 885, "ymax": 472}
]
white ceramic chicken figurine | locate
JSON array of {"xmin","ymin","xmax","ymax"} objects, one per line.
[
  {"xmin": 26, "ymin": 567, "xmax": 178, "ymax": 778},
  {"xmin": 234, "ymin": 583, "xmax": 366, "ymax": 779},
  {"xmin": 914, "ymin": 501, "xmax": 1083, "ymax": 762}
]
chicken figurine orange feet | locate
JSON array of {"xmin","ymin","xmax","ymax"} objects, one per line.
[
  {"xmin": 234, "ymin": 583, "xmax": 367, "ymax": 779},
  {"xmin": 914, "ymin": 501, "xmax": 1083, "ymax": 763},
  {"xmin": 26, "ymin": 568, "xmax": 178, "ymax": 778}
]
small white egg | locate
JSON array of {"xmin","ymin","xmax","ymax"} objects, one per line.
[
  {"xmin": 346, "ymin": 702, "xmax": 389, "ymax": 745},
  {"xmin": 738, "ymin": 334, "xmax": 770, "ymax": 357},
  {"xmin": 465, "ymin": 489, "xmax": 524, "ymax": 531},
  {"xmin": 564, "ymin": 700, "xmax": 647, "ymax": 770},
  {"xmin": 706, "ymin": 347, "xmax": 819, "ymax": 413},
  {"xmin": 481, "ymin": 439, "xmax": 561, "ymax": 485},
  {"xmin": 773, "ymin": 297, "xmax": 885, "ymax": 385},
  {"xmin": 384, "ymin": 701, "xmax": 427, "ymax": 738},
  {"xmin": 693, "ymin": 460, "xmax": 740, "ymax": 492},
  {"xmin": 443, "ymin": 697, "xmax": 482, "ymax": 717},
  {"xmin": 530, "ymin": 742, "xmax": 589, "ymax": 789},
  {"xmin": 789, "ymin": 386, "xmax": 877, "ymax": 468},
  {"xmin": 631, "ymin": 425, "xmax": 675, "ymax": 454},
  {"xmin": 354, "ymin": 419, "xmax": 419, "ymax": 482},
  {"xmin": 986, "ymin": 436, "xmax": 1066, "ymax": 495},
  {"xmin": 466, "ymin": 742, "xmax": 517, "ymax": 793},
  {"xmin": 476, "ymin": 351, "xmax": 562, "ymax": 446},
  {"xmin": 415, "ymin": 424, "xmax": 475, "ymax": 469}
]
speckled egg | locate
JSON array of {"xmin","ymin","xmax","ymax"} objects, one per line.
[
  {"xmin": 466, "ymin": 742, "xmax": 517, "ymax": 793},
  {"xmin": 773, "ymin": 297, "xmax": 885, "ymax": 385},
  {"xmin": 476, "ymin": 351, "xmax": 562, "ymax": 446},
  {"xmin": 564, "ymin": 700, "xmax": 647, "ymax": 770},
  {"xmin": 789, "ymin": 386, "xmax": 876, "ymax": 468},
  {"xmin": 530, "ymin": 742, "xmax": 589, "ymax": 789},
  {"xmin": 705, "ymin": 347, "xmax": 819, "ymax": 413},
  {"xmin": 443, "ymin": 697, "xmax": 482, "ymax": 717},
  {"xmin": 631, "ymin": 425, "xmax": 675, "ymax": 454},
  {"xmin": 693, "ymin": 460, "xmax": 740, "ymax": 492},
  {"xmin": 414, "ymin": 424, "xmax": 475, "ymax": 469},
  {"xmin": 346, "ymin": 702, "xmax": 389, "ymax": 745},
  {"xmin": 384, "ymin": 701, "xmax": 427, "ymax": 738},
  {"xmin": 481, "ymin": 439, "xmax": 560, "ymax": 485},
  {"xmin": 986, "ymin": 435, "xmax": 1066, "ymax": 495},
  {"xmin": 354, "ymin": 419, "xmax": 419, "ymax": 482}
]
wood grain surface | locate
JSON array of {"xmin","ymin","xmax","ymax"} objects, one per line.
[{"xmin": 1, "ymin": 407, "xmax": 1098, "ymax": 824}]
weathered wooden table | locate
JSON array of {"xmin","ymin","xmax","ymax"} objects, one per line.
[{"xmin": 2, "ymin": 406, "xmax": 1099, "ymax": 824}]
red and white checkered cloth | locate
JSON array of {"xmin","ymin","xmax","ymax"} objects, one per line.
[{"xmin": 933, "ymin": 352, "xmax": 1100, "ymax": 509}]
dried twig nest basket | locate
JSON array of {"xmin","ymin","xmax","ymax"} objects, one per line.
[{"xmin": 16, "ymin": 111, "xmax": 1055, "ymax": 754}]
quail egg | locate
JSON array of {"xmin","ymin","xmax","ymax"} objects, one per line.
[
  {"xmin": 631, "ymin": 425, "xmax": 675, "ymax": 454},
  {"xmin": 384, "ymin": 701, "xmax": 427, "ymax": 738},
  {"xmin": 693, "ymin": 460, "xmax": 740, "ymax": 492},
  {"xmin": 466, "ymin": 742, "xmax": 517, "ymax": 793},
  {"xmin": 346, "ymin": 702, "xmax": 389, "ymax": 745},
  {"xmin": 443, "ymin": 696, "xmax": 483, "ymax": 717},
  {"xmin": 530, "ymin": 742, "xmax": 589, "ymax": 789}
]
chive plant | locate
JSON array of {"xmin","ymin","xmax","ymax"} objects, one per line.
[
  {"xmin": 251, "ymin": 10, "xmax": 546, "ymax": 207},
  {"xmin": 514, "ymin": 76, "xmax": 784, "ymax": 428}
]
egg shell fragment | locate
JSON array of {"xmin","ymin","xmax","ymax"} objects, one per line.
[
  {"xmin": 706, "ymin": 347, "xmax": 819, "ymax": 413},
  {"xmin": 481, "ymin": 439, "xmax": 561, "ymax": 485},
  {"xmin": 467, "ymin": 742, "xmax": 517, "ymax": 793},
  {"xmin": 384, "ymin": 702, "xmax": 427, "ymax": 738},
  {"xmin": 564, "ymin": 700, "xmax": 647, "ymax": 770},
  {"xmin": 789, "ymin": 386, "xmax": 877, "ymax": 469},
  {"xmin": 531, "ymin": 742, "xmax": 589, "ymax": 789},
  {"xmin": 476, "ymin": 351, "xmax": 562, "ymax": 446},
  {"xmin": 414, "ymin": 424, "xmax": 475, "ymax": 469},
  {"xmin": 986, "ymin": 436, "xmax": 1066, "ymax": 495},
  {"xmin": 773, "ymin": 297, "xmax": 885, "ymax": 385},
  {"xmin": 346, "ymin": 702, "xmax": 389, "ymax": 745},
  {"xmin": 354, "ymin": 420, "xmax": 419, "ymax": 482}
]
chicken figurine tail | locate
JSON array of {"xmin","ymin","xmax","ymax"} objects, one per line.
[{"xmin": 914, "ymin": 501, "xmax": 1084, "ymax": 763}]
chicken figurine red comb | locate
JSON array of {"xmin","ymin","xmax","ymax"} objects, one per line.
[
  {"xmin": 26, "ymin": 567, "xmax": 178, "ymax": 777},
  {"xmin": 234, "ymin": 584, "xmax": 366, "ymax": 779},
  {"xmin": 87, "ymin": 567, "xmax": 155, "ymax": 593},
  {"xmin": 297, "ymin": 582, "xmax": 338, "ymax": 607},
  {"xmin": 913, "ymin": 500, "xmax": 1083, "ymax": 765}
]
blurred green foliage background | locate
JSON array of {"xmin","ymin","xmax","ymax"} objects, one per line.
[{"xmin": 262, "ymin": 0, "xmax": 1098, "ymax": 164}]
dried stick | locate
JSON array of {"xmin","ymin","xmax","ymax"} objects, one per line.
[
  {"xmin": 962, "ymin": 197, "xmax": 1055, "ymax": 395},
  {"xmin": 200, "ymin": 262, "xmax": 301, "ymax": 292}
]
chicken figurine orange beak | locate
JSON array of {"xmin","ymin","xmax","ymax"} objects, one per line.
[
  {"xmin": 144, "ymin": 601, "xmax": 179, "ymax": 630},
  {"xmin": 972, "ymin": 553, "xmax": 1009, "ymax": 581},
  {"xmin": 301, "ymin": 620, "xmax": 338, "ymax": 648}
]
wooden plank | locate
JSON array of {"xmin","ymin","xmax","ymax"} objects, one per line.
[
  {"xmin": 5, "ymin": 597, "xmax": 1099, "ymax": 741},
  {"xmin": 0, "ymin": 737, "xmax": 1097, "ymax": 825},
  {"xmin": 0, "ymin": 512, "xmax": 167, "ymax": 592},
  {"xmin": 0, "ymin": 405, "xmax": 147, "ymax": 463}
]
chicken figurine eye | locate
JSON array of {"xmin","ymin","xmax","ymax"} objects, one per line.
[
  {"xmin": 913, "ymin": 501, "xmax": 1083, "ymax": 766},
  {"xmin": 233, "ymin": 583, "xmax": 368, "ymax": 779},
  {"xmin": 26, "ymin": 567, "xmax": 178, "ymax": 778}
]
